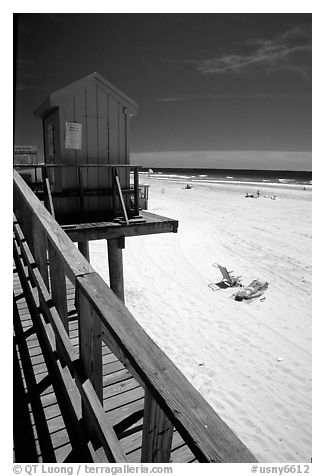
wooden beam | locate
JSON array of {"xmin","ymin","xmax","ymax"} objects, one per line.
[
  {"xmin": 42, "ymin": 167, "xmax": 55, "ymax": 217},
  {"xmin": 76, "ymin": 283, "xmax": 104, "ymax": 445},
  {"xmin": 141, "ymin": 390, "xmax": 173, "ymax": 463},
  {"xmin": 76, "ymin": 285, "xmax": 103, "ymax": 403},
  {"xmin": 107, "ymin": 238, "xmax": 124, "ymax": 303},
  {"xmin": 45, "ymin": 177, "xmax": 55, "ymax": 218},
  {"xmin": 32, "ymin": 216, "xmax": 49, "ymax": 289},
  {"xmin": 48, "ymin": 240, "xmax": 68, "ymax": 332},
  {"xmin": 115, "ymin": 171, "xmax": 129, "ymax": 224}
]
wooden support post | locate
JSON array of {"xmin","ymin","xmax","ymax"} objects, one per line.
[
  {"xmin": 78, "ymin": 241, "xmax": 90, "ymax": 262},
  {"xmin": 133, "ymin": 167, "xmax": 139, "ymax": 216},
  {"xmin": 76, "ymin": 283, "xmax": 103, "ymax": 440},
  {"xmin": 32, "ymin": 216, "xmax": 49, "ymax": 289},
  {"xmin": 141, "ymin": 390, "xmax": 174, "ymax": 463},
  {"xmin": 48, "ymin": 241, "xmax": 68, "ymax": 332},
  {"xmin": 107, "ymin": 237, "xmax": 125, "ymax": 303}
]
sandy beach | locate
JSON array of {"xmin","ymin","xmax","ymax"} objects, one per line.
[{"xmin": 89, "ymin": 177, "xmax": 312, "ymax": 463}]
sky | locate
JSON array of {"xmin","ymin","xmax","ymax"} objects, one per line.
[{"xmin": 14, "ymin": 13, "xmax": 312, "ymax": 170}]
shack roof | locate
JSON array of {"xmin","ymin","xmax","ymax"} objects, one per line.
[{"xmin": 34, "ymin": 72, "xmax": 138, "ymax": 118}]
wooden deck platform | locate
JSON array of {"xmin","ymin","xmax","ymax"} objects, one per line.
[
  {"xmin": 61, "ymin": 210, "xmax": 178, "ymax": 243},
  {"xmin": 13, "ymin": 268, "xmax": 196, "ymax": 463}
]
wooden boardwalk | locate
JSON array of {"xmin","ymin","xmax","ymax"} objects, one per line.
[{"xmin": 13, "ymin": 270, "xmax": 196, "ymax": 463}]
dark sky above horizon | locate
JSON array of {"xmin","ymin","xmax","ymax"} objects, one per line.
[{"xmin": 14, "ymin": 13, "xmax": 312, "ymax": 168}]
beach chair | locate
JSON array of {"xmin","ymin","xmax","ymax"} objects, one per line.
[{"xmin": 213, "ymin": 264, "xmax": 242, "ymax": 287}]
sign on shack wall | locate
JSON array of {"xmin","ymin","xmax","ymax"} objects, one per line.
[
  {"xmin": 14, "ymin": 146, "xmax": 38, "ymax": 165},
  {"xmin": 65, "ymin": 122, "xmax": 82, "ymax": 150}
]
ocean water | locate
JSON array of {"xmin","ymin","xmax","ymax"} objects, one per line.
[{"xmin": 140, "ymin": 168, "xmax": 312, "ymax": 188}]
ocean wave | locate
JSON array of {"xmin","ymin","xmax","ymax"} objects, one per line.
[{"xmin": 152, "ymin": 175, "xmax": 312, "ymax": 189}]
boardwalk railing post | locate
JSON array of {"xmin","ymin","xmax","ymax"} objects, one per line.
[
  {"xmin": 47, "ymin": 241, "xmax": 68, "ymax": 333},
  {"xmin": 76, "ymin": 280, "xmax": 103, "ymax": 440},
  {"xmin": 14, "ymin": 192, "xmax": 34, "ymax": 255},
  {"xmin": 141, "ymin": 390, "xmax": 174, "ymax": 463},
  {"xmin": 32, "ymin": 216, "xmax": 49, "ymax": 289}
]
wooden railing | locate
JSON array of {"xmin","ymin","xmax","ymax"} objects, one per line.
[
  {"xmin": 14, "ymin": 163, "xmax": 142, "ymax": 219},
  {"xmin": 13, "ymin": 169, "xmax": 258, "ymax": 463}
]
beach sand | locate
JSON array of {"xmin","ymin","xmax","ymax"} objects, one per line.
[{"xmin": 90, "ymin": 177, "xmax": 312, "ymax": 463}]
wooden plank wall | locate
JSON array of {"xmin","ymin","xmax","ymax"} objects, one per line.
[
  {"xmin": 74, "ymin": 89, "xmax": 87, "ymax": 216},
  {"xmin": 84, "ymin": 84, "xmax": 99, "ymax": 213},
  {"xmin": 97, "ymin": 86, "xmax": 110, "ymax": 213},
  {"xmin": 49, "ymin": 83, "xmax": 131, "ymax": 219},
  {"xmin": 59, "ymin": 95, "xmax": 78, "ymax": 216}
]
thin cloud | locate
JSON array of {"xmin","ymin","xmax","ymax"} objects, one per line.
[
  {"xmin": 151, "ymin": 91, "xmax": 310, "ymax": 103},
  {"xmin": 177, "ymin": 26, "xmax": 311, "ymax": 79},
  {"xmin": 154, "ymin": 96, "xmax": 185, "ymax": 102}
]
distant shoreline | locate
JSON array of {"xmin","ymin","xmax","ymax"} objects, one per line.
[
  {"xmin": 140, "ymin": 168, "xmax": 312, "ymax": 189},
  {"xmin": 141, "ymin": 167, "xmax": 312, "ymax": 175}
]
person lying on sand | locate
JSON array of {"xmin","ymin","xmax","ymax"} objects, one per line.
[{"xmin": 234, "ymin": 279, "xmax": 268, "ymax": 301}]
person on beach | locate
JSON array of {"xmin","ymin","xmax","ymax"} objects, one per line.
[
  {"xmin": 257, "ymin": 190, "xmax": 260, "ymax": 197},
  {"xmin": 234, "ymin": 279, "xmax": 268, "ymax": 301}
]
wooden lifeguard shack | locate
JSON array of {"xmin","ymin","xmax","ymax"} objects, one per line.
[
  {"xmin": 34, "ymin": 72, "xmax": 139, "ymax": 224},
  {"xmin": 31, "ymin": 72, "xmax": 178, "ymax": 303}
]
